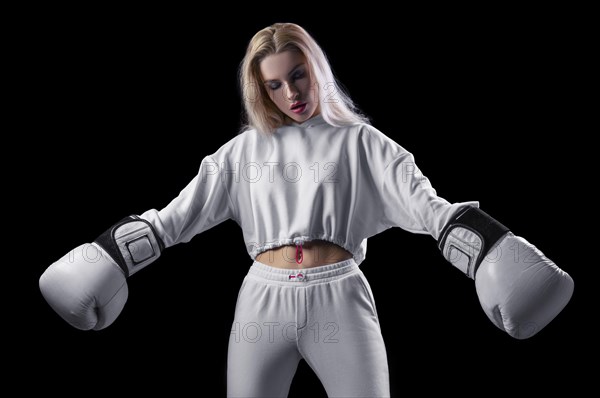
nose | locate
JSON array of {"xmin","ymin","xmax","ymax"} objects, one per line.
[{"xmin": 284, "ymin": 82, "xmax": 299, "ymax": 102}]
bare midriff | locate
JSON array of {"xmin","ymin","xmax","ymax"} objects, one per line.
[{"xmin": 255, "ymin": 240, "xmax": 353, "ymax": 269}]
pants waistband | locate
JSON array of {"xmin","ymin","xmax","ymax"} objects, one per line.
[{"xmin": 248, "ymin": 258, "xmax": 359, "ymax": 285}]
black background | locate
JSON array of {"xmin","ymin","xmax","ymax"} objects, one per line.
[{"xmin": 15, "ymin": 4, "xmax": 593, "ymax": 397}]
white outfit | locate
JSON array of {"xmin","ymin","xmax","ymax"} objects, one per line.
[
  {"xmin": 38, "ymin": 114, "xmax": 573, "ymax": 394},
  {"xmin": 138, "ymin": 115, "xmax": 477, "ymax": 396}
]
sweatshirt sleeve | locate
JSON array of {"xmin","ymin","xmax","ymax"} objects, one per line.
[
  {"xmin": 138, "ymin": 155, "xmax": 236, "ymax": 248},
  {"xmin": 361, "ymin": 125, "xmax": 478, "ymax": 240},
  {"xmin": 380, "ymin": 150, "xmax": 479, "ymax": 240}
]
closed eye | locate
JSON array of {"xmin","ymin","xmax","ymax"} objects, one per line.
[
  {"xmin": 267, "ymin": 81, "xmax": 282, "ymax": 90},
  {"xmin": 291, "ymin": 70, "xmax": 305, "ymax": 80}
]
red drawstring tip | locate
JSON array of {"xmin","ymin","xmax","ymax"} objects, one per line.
[{"xmin": 295, "ymin": 243, "xmax": 303, "ymax": 264}]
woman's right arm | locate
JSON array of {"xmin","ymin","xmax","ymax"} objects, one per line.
[
  {"xmin": 39, "ymin": 154, "xmax": 236, "ymax": 331},
  {"xmin": 139, "ymin": 154, "xmax": 235, "ymax": 249}
]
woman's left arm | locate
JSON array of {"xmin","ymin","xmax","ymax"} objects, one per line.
[{"xmin": 376, "ymin": 130, "xmax": 574, "ymax": 339}]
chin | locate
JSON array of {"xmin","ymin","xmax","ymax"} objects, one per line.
[
  {"xmin": 289, "ymin": 106, "xmax": 315, "ymax": 122},
  {"xmin": 291, "ymin": 115, "xmax": 309, "ymax": 123}
]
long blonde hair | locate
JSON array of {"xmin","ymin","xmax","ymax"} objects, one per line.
[{"xmin": 239, "ymin": 23, "xmax": 369, "ymax": 135}]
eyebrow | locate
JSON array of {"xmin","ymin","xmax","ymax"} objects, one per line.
[{"xmin": 263, "ymin": 63, "xmax": 305, "ymax": 84}]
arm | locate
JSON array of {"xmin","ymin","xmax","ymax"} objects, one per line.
[
  {"xmin": 381, "ymin": 148, "xmax": 573, "ymax": 339},
  {"xmin": 380, "ymin": 150, "xmax": 478, "ymax": 239},
  {"xmin": 39, "ymin": 155, "xmax": 235, "ymax": 330}
]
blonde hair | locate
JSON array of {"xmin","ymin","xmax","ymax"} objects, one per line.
[{"xmin": 239, "ymin": 23, "xmax": 369, "ymax": 135}]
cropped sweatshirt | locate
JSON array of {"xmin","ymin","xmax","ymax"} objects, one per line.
[{"xmin": 140, "ymin": 114, "xmax": 478, "ymax": 265}]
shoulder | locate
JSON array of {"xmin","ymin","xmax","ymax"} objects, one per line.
[
  {"xmin": 208, "ymin": 128, "xmax": 263, "ymax": 163},
  {"xmin": 350, "ymin": 123, "xmax": 408, "ymax": 158}
]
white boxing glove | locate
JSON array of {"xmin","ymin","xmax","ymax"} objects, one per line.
[
  {"xmin": 438, "ymin": 206, "xmax": 574, "ymax": 339},
  {"xmin": 40, "ymin": 243, "xmax": 128, "ymax": 330},
  {"xmin": 40, "ymin": 216, "xmax": 163, "ymax": 330}
]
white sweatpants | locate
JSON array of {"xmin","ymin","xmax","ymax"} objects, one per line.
[{"xmin": 227, "ymin": 259, "xmax": 390, "ymax": 397}]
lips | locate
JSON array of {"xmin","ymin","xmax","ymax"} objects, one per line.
[{"xmin": 290, "ymin": 102, "xmax": 307, "ymax": 114}]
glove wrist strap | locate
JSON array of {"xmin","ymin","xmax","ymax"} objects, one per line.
[
  {"xmin": 94, "ymin": 215, "xmax": 164, "ymax": 277},
  {"xmin": 438, "ymin": 206, "xmax": 509, "ymax": 279}
]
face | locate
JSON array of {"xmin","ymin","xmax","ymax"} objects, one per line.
[{"xmin": 260, "ymin": 50, "xmax": 320, "ymax": 123}]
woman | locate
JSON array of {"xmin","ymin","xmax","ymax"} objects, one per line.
[{"xmin": 39, "ymin": 23, "xmax": 573, "ymax": 397}]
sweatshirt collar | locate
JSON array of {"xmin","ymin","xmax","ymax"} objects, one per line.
[{"xmin": 291, "ymin": 113, "xmax": 326, "ymax": 128}]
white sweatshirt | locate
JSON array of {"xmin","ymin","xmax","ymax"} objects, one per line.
[{"xmin": 140, "ymin": 114, "xmax": 478, "ymax": 265}]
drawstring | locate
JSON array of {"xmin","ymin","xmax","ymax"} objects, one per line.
[
  {"xmin": 293, "ymin": 237, "xmax": 304, "ymax": 264},
  {"xmin": 289, "ymin": 272, "xmax": 305, "ymax": 281}
]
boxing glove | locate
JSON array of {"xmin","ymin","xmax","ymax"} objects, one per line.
[
  {"xmin": 438, "ymin": 206, "xmax": 574, "ymax": 339},
  {"xmin": 40, "ymin": 216, "xmax": 164, "ymax": 330}
]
